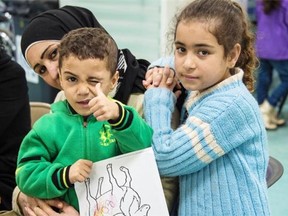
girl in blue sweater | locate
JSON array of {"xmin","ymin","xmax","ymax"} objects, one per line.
[{"xmin": 144, "ymin": 0, "xmax": 270, "ymax": 215}]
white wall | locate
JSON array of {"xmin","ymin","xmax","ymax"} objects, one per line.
[
  {"xmin": 59, "ymin": 0, "xmax": 253, "ymax": 62},
  {"xmin": 59, "ymin": 0, "xmax": 194, "ymax": 62},
  {"xmin": 60, "ymin": 0, "xmax": 162, "ymax": 62}
]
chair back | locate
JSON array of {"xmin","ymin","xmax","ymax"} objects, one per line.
[
  {"xmin": 30, "ymin": 102, "xmax": 51, "ymax": 127},
  {"xmin": 266, "ymin": 156, "xmax": 284, "ymax": 188}
]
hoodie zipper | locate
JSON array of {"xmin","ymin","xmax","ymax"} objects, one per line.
[{"xmin": 82, "ymin": 117, "xmax": 89, "ymax": 159}]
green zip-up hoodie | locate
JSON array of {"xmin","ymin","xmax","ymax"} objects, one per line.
[{"xmin": 16, "ymin": 100, "xmax": 152, "ymax": 210}]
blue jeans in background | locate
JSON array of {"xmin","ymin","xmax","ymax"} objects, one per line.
[{"xmin": 256, "ymin": 59, "xmax": 288, "ymax": 107}]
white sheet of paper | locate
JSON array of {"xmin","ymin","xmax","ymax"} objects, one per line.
[{"xmin": 75, "ymin": 147, "xmax": 169, "ymax": 216}]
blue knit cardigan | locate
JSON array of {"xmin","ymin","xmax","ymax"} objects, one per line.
[{"xmin": 144, "ymin": 69, "xmax": 270, "ymax": 215}]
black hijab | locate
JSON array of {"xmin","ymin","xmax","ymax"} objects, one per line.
[
  {"xmin": 21, "ymin": 5, "xmax": 148, "ymax": 104},
  {"xmin": 21, "ymin": 5, "xmax": 107, "ymax": 57}
]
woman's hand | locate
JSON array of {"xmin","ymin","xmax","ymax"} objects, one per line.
[
  {"xmin": 25, "ymin": 199, "xmax": 79, "ymax": 216},
  {"xmin": 17, "ymin": 192, "xmax": 76, "ymax": 216},
  {"xmin": 17, "ymin": 192, "xmax": 38, "ymax": 216}
]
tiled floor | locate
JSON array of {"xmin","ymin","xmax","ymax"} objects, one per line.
[{"xmin": 266, "ymin": 102, "xmax": 288, "ymax": 215}]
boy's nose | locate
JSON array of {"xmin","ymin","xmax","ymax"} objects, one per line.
[{"xmin": 78, "ymin": 84, "xmax": 90, "ymax": 94}]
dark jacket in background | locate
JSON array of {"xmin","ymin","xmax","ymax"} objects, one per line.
[{"xmin": 0, "ymin": 52, "xmax": 31, "ymax": 210}]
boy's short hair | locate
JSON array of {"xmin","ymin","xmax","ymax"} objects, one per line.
[{"xmin": 58, "ymin": 27, "xmax": 118, "ymax": 75}]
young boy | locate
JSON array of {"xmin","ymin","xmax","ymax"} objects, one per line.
[{"xmin": 16, "ymin": 27, "xmax": 153, "ymax": 211}]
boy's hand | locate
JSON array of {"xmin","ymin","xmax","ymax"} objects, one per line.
[
  {"xmin": 88, "ymin": 83, "xmax": 119, "ymax": 121},
  {"xmin": 69, "ymin": 159, "xmax": 93, "ymax": 184}
]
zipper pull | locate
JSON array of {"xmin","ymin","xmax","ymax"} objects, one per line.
[
  {"xmin": 83, "ymin": 121, "xmax": 87, "ymax": 127},
  {"xmin": 83, "ymin": 116, "xmax": 89, "ymax": 127}
]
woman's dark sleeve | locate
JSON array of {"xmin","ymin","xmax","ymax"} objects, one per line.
[{"xmin": 0, "ymin": 53, "xmax": 31, "ymax": 209}]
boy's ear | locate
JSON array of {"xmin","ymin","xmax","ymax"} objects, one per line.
[
  {"xmin": 228, "ymin": 43, "xmax": 241, "ymax": 68},
  {"xmin": 110, "ymin": 71, "xmax": 119, "ymax": 90}
]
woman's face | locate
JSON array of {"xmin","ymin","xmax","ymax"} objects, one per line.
[{"xmin": 26, "ymin": 40, "xmax": 61, "ymax": 89}]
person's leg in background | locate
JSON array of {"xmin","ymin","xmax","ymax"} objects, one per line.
[
  {"xmin": 267, "ymin": 60, "xmax": 288, "ymax": 126},
  {"xmin": 257, "ymin": 59, "xmax": 277, "ymax": 130}
]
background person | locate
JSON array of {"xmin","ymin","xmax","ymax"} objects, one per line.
[
  {"xmin": 255, "ymin": 0, "xmax": 288, "ymax": 130},
  {"xmin": 0, "ymin": 39, "xmax": 30, "ymax": 210}
]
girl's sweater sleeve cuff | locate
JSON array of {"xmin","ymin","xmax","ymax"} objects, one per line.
[
  {"xmin": 144, "ymin": 88, "xmax": 176, "ymax": 127},
  {"xmin": 144, "ymin": 88, "xmax": 176, "ymax": 111},
  {"xmin": 148, "ymin": 56, "xmax": 175, "ymax": 70}
]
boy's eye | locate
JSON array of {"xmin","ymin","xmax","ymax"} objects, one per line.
[
  {"xmin": 67, "ymin": 77, "xmax": 77, "ymax": 82},
  {"xmin": 90, "ymin": 80, "xmax": 100, "ymax": 84}
]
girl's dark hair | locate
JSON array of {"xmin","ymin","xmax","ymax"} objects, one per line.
[
  {"xmin": 262, "ymin": 0, "xmax": 281, "ymax": 14},
  {"xmin": 172, "ymin": 0, "xmax": 257, "ymax": 92}
]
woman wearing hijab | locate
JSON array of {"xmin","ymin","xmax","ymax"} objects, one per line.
[
  {"xmin": 21, "ymin": 5, "xmax": 149, "ymax": 115},
  {"xmin": 11, "ymin": 5, "xmax": 152, "ymax": 216}
]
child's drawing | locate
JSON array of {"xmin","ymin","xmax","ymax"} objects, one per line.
[
  {"xmin": 75, "ymin": 147, "xmax": 169, "ymax": 216},
  {"xmin": 84, "ymin": 164, "xmax": 150, "ymax": 216}
]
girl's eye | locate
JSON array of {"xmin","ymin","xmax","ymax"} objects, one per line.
[
  {"xmin": 198, "ymin": 50, "xmax": 209, "ymax": 56},
  {"xmin": 176, "ymin": 47, "xmax": 186, "ymax": 54}
]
